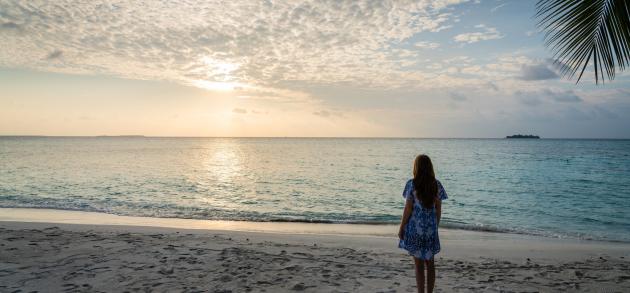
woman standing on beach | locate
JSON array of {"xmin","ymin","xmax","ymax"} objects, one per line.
[{"xmin": 398, "ymin": 154, "xmax": 447, "ymax": 293}]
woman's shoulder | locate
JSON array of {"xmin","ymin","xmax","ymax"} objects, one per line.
[
  {"xmin": 402, "ymin": 179, "xmax": 414, "ymax": 198},
  {"xmin": 435, "ymin": 179, "xmax": 448, "ymax": 200},
  {"xmin": 404, "ymin": 179, "xmax": 415, "ymax": 191}
]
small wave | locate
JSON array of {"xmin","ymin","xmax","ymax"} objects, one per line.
[
  {"xmin": 0, "ymin": 201, "xmax": 108, "ymax": 214},
  {"xmin": 1, "ymin": 201, "xmax": 629, "ymax": 243},
  {"xmin": 439, "ymin": 221, "xmax": 565, "ymax": 239},
  {"xmin": 266, "ymin": 218, "xmax": 394, "ymax": 225},
  {"xmin": 438, "ymin": 221, "xmax": 630, "ymax": 243},
  {"xmin": 439, "ymin": 222, "xmax": 517, "ymax": 234}
]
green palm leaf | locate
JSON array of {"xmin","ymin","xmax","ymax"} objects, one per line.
[{"xmin": 536, "ymin": 0, "xmax": 630, "ymax": 84}]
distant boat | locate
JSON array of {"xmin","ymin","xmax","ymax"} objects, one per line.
[{"xmin": 506, "ymin": 134, "xmax": 540, "ymax": 139}]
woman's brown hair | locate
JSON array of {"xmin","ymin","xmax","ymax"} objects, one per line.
[{"xmin": 412, "ymin": 154, "xmax": 438, "ymax": 209}]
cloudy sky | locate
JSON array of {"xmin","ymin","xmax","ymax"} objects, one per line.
[{"xmin": 1, "ymin": 0, "xmax": 629, "ymax": 138}]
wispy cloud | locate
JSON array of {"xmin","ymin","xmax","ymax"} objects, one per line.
[
  {"xmin": 313, "ymin": 109, "xmax": 344, "ymax": 118},
  {"xmin": 491, "ymin": 3, "xmax": 507, "ymax": 13},
  {"xmin": 232, "ymin": 108, "xmax": 247, "ymax": 114},
  {"xmin": 45, "ymin": 50, "xmax": 63, "ymax": 60},
  {"xmin": 1, "ymin": 21, "xmax": 19, "ymax": 29},
  {"xmin": 313, "ymin": 110, "xmax": 331, "ymax": 117},
  {"xmin": 454, "ymin": 24, "xmax": 503, "ymax": 44},
  {"xmin": 547, "ymin": 90, "xmax": 582, "ymax": 103},
  {"xmin": 449, "ymin": 92, "xmax": 467, "ymax": 101},
  {"xmin": 414, "ymin": 41, "xmax": 440, "ymax": 49},
  {"xmin": 517, "ymin": 89, "xmax": 583, "ymax": 106},
  {"xmin": 519, "ymin": 63, "xmax": 559, "ymax": 81}
]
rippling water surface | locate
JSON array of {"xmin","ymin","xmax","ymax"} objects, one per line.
[{"xmin": 1, "ymin": 137, "xmax": 629, "ymax": 242}]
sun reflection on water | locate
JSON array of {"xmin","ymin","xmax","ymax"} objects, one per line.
[
  {"xmin": 206, "ymin": 140, "xmax": 242, "ymax": 184},
  {"xmin": 196, "ymin": 139, "xmax": 246, "ymax": 210}
]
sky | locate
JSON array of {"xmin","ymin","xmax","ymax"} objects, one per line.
[{"xmin": 1, "ymin": 0, "xmax": 629, "ymax": 138}]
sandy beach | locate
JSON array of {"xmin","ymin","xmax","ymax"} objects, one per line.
[{"xmin": 1, "ymin": 209, "xmax": 629, "ymax": 292}]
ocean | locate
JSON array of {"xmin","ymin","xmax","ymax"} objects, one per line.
[{"xmin": 1, "ymin": 137, "xmax": 629, "ymax": 242}]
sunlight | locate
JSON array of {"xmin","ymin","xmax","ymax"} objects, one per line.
[
  {"xmin": 189, "ymin": 56, "xmax": 247, "ymax": 91},
  {"xmin": 200, "ymin": 56, "xmax": 239, "ymax": 75},
  {"xmin": 192, "ymin": 80, "xmax": 244, "ymax": 91},
  {"xmin": 204, "ymin": 139, "xmax": 243, "ymax": 193}
]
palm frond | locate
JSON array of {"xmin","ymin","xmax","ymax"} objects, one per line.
[{"xmin": 536, "ymin": 0, "xmax": 630, "ymax": 84}]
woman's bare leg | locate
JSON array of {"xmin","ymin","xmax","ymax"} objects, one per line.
[
  {"xmin": 413, "ymin": 257, "xmax": 425, "ymax": 293},
  {"xmin": 426, "ymin": 258, "xmax": 435, "ymax": 293}
]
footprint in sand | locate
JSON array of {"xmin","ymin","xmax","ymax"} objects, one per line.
[
  {"xmin": 290, "ymin": 282, "xmax": 308, "ymax": 291},
  {"xmin": 617, "ymin": 275, "xmax": 630, "ymax": 282},
  {"xmin": 158, "ymin": 267, "xmax": 174, "ymax": 275},
  {"xmin": 283, "ymin": 265, "xmax": 303, "ymax": 272},
  {"xmin": 62, "ymin": 283, "xmax": 79, "ymax": 290},
  {"xmin": 291, "ymin": 252, "xmax": 313, "ymax": 258},
  {"xmin": 271, "ymin": 257, "xmax": 290, "ymax": 263}
]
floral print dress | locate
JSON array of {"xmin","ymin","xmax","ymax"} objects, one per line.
[{"xmin": 398, "ymin": 179, "xmax": 448, "ymax": 260}]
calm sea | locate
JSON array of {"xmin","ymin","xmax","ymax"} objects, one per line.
[{"xmin": 1, "ymin": 137, "xmax": 629, "ymax": 242}]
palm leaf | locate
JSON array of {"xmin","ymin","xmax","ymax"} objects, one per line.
[{"xmin": 536, "ymin": 0, "xmax": 630, "ymax": 84}]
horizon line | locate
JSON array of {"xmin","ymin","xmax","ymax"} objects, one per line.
[{"xmin": 1, "ymin": 135, "xmax": 630, "ymax": 140}]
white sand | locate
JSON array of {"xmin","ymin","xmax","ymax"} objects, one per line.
[{"xmin": 1, "ymin": 208, "xmax": 629, "ymax": 292}]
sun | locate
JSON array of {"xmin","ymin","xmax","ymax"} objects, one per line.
[{"xmin": 191, "ymin": 56, "xmax": 247, "ymax": 91}]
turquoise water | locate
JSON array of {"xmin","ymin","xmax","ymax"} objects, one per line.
[{"xmin": 1, "ymin": 137, "xmax": 629, "ymax": 242}]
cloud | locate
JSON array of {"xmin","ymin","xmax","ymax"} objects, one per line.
[
  {"xmin": 562, "ymin": 107, "xmax": 592, "ymax": 121},
  {"xmin": 490, "ymin": 3, "xmax": 507, "ymax": 13},
  {"xmin": 519, "ymin": 62, "xmax": 559, "ymax": 81},
  {"xmin": 232, "ymin": 108, "xmax": 247, "ymax": 114},
  {"xmin": 517, "ymin": 93, "xmax": 542, "ymax": 107},
  {"xmin": 313, "ymin": 109, "xmax": 344, "ymax": 118},
  {"xmin": 313, "ymin": 110, "xmax": 331, "ymax": 117},
  {"xmin": 454, "ymin": 24, "xmax": 503, "ymax": 44},
  {"xmin": 46, "ymin": 50, "xmax": 63, "ymax": 60},
  {"xmin": 516, "ymin": 89, "xmax": 582, "ymax": 106},
  {"xmin": 251, "ymin": 109, "xmax": 268, "ymax": 115},
  {"xmin": 1, "ymin": 22, "xmax": 19, "ymax": 29},
  {"xmin": 461, "ymin": 54, "xmax": 559, "ymax": 82},
  {"xmin": 414, "ymin": 41, "xmax": 440, "ymax": 49},
  {"xmin": 561, "ymin": 104, "xmax": 620, "ymax": 121},
  {"xmin": 592, "ymin": 105, "xmax": 619, "ymax": 119},
  {"xmin": 486, "ymin": 82, "xmax": 499, "ymax": 91},
  {"xmin": 545, "ymin": 89, "xmax": 582, "ymax": 103},
  {"xmin": 449, "ymin": 92, "xmax": 467, "ymax": 101},
  {"xmin": 0, "ymin": 0, "xmax": 471, "ymax": 95}
]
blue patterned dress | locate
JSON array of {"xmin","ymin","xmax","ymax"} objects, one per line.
[{"xmin": 398, "ymin": 179, "xmax": 448, "ymax": 260}]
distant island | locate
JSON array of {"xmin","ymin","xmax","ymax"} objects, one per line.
[
  {"xmin": 96, "ymin": 135, "xmax": 145, "ymax": 138},
  {"xmin": 506, "ymin": 134, "xmax": 540, "ymax": 139}
]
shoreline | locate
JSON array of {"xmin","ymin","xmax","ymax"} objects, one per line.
[
  {"xmin": 0, "ymin": 208, "xmax": 398, "ymax": 237},
  {"xmin": 1, "ymin": 208, "xmax": 629, "ymax": 262},
  {"xmin": 1, "ymin": 207, "xmax": 625, "ymax": 244},
  {"xmin": 2, "ymin": 208, "xmax": 629, "ymax": 291}
]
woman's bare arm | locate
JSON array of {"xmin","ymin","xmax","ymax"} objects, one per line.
[{"xmin": 398, "ymin": 199, "xmax": 413, "ymax": 240}]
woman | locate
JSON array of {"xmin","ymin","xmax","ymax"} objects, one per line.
[{"xmin": 398, "ymin": 154, "xmax": 448, "ymax": 293}]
